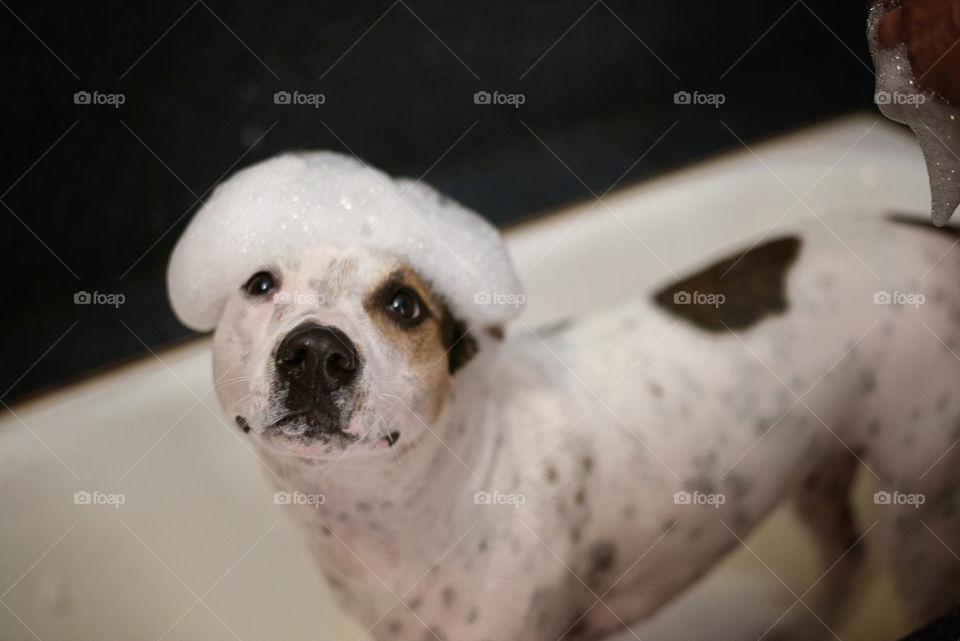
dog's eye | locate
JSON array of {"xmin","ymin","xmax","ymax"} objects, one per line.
[
  {"xmin": 243, "ymin": 271, "xmax": 277, "ymax": 297},
  {"xmin": 386, "ymin": 288, "xmax": 425, "ymax": 324}
]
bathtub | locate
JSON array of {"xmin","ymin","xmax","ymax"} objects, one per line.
[{"xmin": 0, "ymin": 113, "xmax": 930, "ymax": 640}]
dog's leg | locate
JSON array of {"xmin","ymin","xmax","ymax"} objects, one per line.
[
  {"xmin": 796, "ymin": 451, "xmax": 863, "ymax": 619},
  {"xmin": 878, "ymin": 478, "xmax": 960, "ymax": 624},
  {"xmin": 767, "ymin": 451, "xmax": 863, "ymax": 641}
]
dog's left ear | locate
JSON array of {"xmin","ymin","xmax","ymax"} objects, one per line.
[{"xmin": 440, "ymin": 306, "xmax": 478, "ymax": 374}]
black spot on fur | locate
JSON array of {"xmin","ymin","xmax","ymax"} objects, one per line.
[
  {"xmin": 235, "ymin": 416, "xmax": 250, "ymax": 433},
  {"xmin": 574, "ymin": 487, "xmax": 586, "ymax": 505},
  {"xmin": 441, "ymin": 585, "xmax": 457, "ymax": 606},
  {"xmin": 652, "ymin": 236, "xmax": 802, "ymax": 331},
  {"xmin": 581, "ymin": 455, "xmax": 594, "ymax": 473},
  {"xmin": 859, "ymin": 371, "xmax": 876, "ymax": 394},
  {"xmin": 544, "ymin": 464, "xmax": 558, "ymax": 483},
  {"xmin": 466, "ymin": 608, "xmax": 479, "ymax": 624},
  {"xmin": 937, "ymin": 394, "xmax": 950, "ymax": 415},
  {"xmin": 486, "ymin": 325, "xmax": 505, "ymax": 340},
  {"xmin": 441, "ymin": 305, "xmax": 478, "ymax": 374},
  {"xmin": 587, "ymin": 540, "xmax": 617, "ymax": 585}
]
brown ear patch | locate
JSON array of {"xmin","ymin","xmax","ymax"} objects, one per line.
[
  {"xmin": 653, "ymin": 236, "xmax": 802, "ymax": 332},
  {"xmin": 441, "ymin": 309, "xmax": 478, "ymax": 373}
]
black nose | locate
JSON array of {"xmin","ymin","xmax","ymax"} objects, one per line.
[{"xmin": 275, "ymin": 324, "xmax": 360, "ymax": 393}]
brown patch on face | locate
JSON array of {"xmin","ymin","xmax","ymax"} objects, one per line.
[
  {"xmin": 442, "ymin": 311, "xmax": 478, "ymax": 373},
  {"xmin": 364, "ymin": 264, "xmax": 473, "ymax": 421},
  {"xmin": 653, "ymin": 236, "xmax": 802, "ymax": 331}
]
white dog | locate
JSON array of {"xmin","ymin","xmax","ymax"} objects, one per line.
[{"xmin": 168, "ymin": 152, "xmax": 960, "ymax": 641}]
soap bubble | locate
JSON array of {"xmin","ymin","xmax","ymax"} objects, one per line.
[{"xmin": 167, "ymin": 152, "xmax": 524, "ymax": 331}]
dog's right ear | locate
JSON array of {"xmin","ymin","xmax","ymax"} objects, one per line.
[{"xmin": 440, "ymin": 307, "xmax": 478, "ymax": 374}]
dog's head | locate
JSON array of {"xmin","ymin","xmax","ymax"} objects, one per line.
[
  {"xmin": 167, "ymin": 152, "xmax": 522, "ymax": 458},
  {"xmin": 212, "ymin": 245, "xmax": 480, "ymax": 456}
]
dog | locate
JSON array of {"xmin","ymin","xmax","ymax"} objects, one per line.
[{"xmin": 168, "ymin": 152, "xmax": 960, "ymax": 641}]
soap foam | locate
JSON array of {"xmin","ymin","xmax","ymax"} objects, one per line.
[
  {"xmin": 167, "ymin": 152, "xmax": 523, "ymax": 331},
  {"xmin": 868, "ymin": 4, "xmax": 960, "ymax": 226}
]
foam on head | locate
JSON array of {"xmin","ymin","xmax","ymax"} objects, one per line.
[{"xmin": 167, "ymin": 152, "xmax": 523, "ymax": 331}]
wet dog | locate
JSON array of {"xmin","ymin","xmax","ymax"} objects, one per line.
[{"xmin": 169, "ymin": 153, "xmax": 960, "ymax": 640}]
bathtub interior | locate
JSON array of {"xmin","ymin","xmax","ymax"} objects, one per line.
[{"xmin": 0, "ymin": 114, "xmax": 933, "ymax": 640}]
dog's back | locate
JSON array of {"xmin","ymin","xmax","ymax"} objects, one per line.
[{"xmin": 490, "ymin": 214, "xmax": 960, "ymax": 638}]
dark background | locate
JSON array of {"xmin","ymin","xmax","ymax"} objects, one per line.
[{"xmin": 1, "ymin": 1, "xmax": 877, "ymax": 402}]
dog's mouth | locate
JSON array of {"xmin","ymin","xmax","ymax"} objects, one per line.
[
  {"xmin": 236, "ymin": 410, "xmax": 401, "ymax": 450},
  {"xmin": 266, "ymin": 408, "xmax": 353, "ymax": 440}
]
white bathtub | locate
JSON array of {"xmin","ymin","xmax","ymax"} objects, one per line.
[{"xmin": 0, "ymin": 113, "xmax": 930, "ymax": 640}]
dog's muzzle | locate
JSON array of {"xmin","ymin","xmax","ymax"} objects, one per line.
[{"xmin": 270, "ymin": 322, "xmax": 361, "ymax": 436}]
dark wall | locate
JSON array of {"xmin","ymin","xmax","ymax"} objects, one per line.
[{"xmin": 1, "ymin": 1, "xmax": 875, "ymax": 401}]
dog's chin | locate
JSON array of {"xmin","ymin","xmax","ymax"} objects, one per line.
[{"xmin": 245, "ymin": 411, "xmax": 402, "ymax": 461}]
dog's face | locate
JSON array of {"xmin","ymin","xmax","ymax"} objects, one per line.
[{"xmin": 212, "ymin": 245, "xmax": 476, "ymax": 458}]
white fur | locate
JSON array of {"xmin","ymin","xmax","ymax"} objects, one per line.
[{"xmin": 169, "ymin": 156, "xmax": 960, "ymax": 641}]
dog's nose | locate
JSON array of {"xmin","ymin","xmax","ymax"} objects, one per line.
[{"xmin": 275, "ymin": 323, "xmax": 360, "ymax": 392}]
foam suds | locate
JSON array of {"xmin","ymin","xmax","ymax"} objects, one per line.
[
  {"xmin": 167, "ymin": 152, "xmax": 524, "ymax": 331},
  {"xmin": 868, "ymin": 4, "xmax": 960, "ymax": 226}
]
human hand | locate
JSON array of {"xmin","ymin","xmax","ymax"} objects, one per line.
[{"xmin": 876, "ymin": 0, "xmax": 960, "ymax": 105}]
